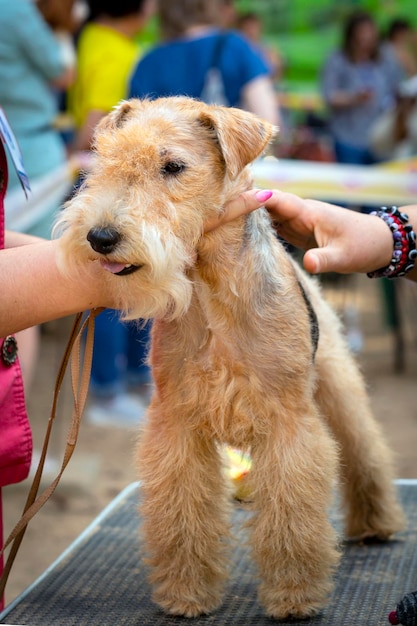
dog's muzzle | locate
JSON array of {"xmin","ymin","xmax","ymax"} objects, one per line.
[{"xmin": 87, "ymin": 226, "xmax": 142, "ymax": 276}]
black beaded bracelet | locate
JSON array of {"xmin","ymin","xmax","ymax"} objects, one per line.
[{"xmin": 367, "ymin": 206, "xmax": 417, "ymax": 279}]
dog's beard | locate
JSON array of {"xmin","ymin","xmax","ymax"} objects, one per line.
[
  {"xmin": 56, "ymin": 218, "xmax": 195, "ymax": 322},
  {"xmin": 117, "ymin": 270, "xmax": 194, "ymax": 322},
  {"xmin": 119, "ymin": 228, "xmax": 194, "ymax": 321}
]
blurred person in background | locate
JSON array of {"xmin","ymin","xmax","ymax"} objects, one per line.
[
  {"xmin": 321, "ymin": 10, "xmax": 398, "ymax": 166},
  {"xmin": 372, "ymin": 18, "xmax": 417, "ymax": 162},
  {"xmin": 236, "ymin": 11, "xmax": 284, "ymax": 81},
  {"xmin": 320, "ymin": 10, "xmax": 402, "ymax": 354},
  {"xmin": 69, "ymin": 0, "xmax": 155, "ymax": 152},
  {"xmin": 0, "ymin": 0, "xmax": 76, "ymax": 393},
  {"xmin": 36, "ymin": 0, "xmax": 82, "ymax": 119},
  {"xmin": 218, "ymin": 0, "xmax": 237, "ymax": 29},
  {"xmin": 381, "ymin": 17, "xmax": 417, "ymax": 83},
  {"xmin": 0, "ymin": 0, "xmax": 75, "ymax": 239},
  {"xmin": 37, "ymin": 0, "xmax": 78, "ymax": 32},
  {"xmin": 68, "ymin": 0, "xmax": 156, "ymax": 426},
  {"xmin": 129, "ymin": 0, "xmax": 281, "ymax": 128}
]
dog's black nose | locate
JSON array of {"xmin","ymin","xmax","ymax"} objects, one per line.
[{"xmin": 87, "ymin": 226, "xmax": 121, "ymax": 254}]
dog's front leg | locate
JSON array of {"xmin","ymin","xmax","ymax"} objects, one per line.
[
  {"xmin": 248, "ymin": 409, "xmax": 340, "ymax": 620},
  {"xmin": 136, "ymin": 403, "xmax": 230, "ymax": 618}
]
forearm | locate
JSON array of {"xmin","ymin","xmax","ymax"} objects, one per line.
[
  {"xmin": 0, "ymin": 239, "xmax": 109, "ymax": 336},
  {"xmin": 212, "ymin": 189, "xmax": 417, "ymax": 282},
  {"xmin": 327, "ymin": 91, "xmax": 358, "ymax": 108},
  {"xmin": 242, "ymin": 76, "xmax": 281, "ymax": 127},
  {"xmin": 4, "ymin": 230, "xmax": 44, "ymax": 248}
]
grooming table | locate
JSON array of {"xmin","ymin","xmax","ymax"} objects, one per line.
[{"xmin": 1, "ymin": 480, "xmax": 416, "ymax": 626}]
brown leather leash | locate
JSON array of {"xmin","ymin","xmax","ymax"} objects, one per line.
[{"xmin": 0, "ymin": 307, "xmax": 103, "ymax": 598}]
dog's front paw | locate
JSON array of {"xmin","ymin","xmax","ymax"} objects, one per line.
[
  {"xmin": 259, "ymin": 584, "xmax": 329, "ymax": 620},
  {"xmin": 153, "ymin": 587, "xmax": 223, "ymax": 618}
]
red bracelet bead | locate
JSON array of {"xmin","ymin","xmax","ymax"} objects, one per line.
[{"xmin": 367, "ymin": 206, "xmax": 417, "ymax": 279}]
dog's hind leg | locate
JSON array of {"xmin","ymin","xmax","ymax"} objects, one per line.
[
  {"xmin": 248, "ymin": 405, "xmax": 340, "ymax": 620},
  {"xmin": 135, "ymin": 401, "xmax": 230, "ymax": 618},
  {"xmin": 314, "ymin": 329, "xmax": 405, "ymax": 540}
]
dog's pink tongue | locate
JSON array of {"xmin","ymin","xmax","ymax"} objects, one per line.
[{"xmin": 100, "ymin": 260, "xmax": 126, "ymax": 274}]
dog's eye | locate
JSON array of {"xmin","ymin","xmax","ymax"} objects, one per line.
[{"xmin": 161, "ymin": 161, "xmax": 185, "ymax": 176}]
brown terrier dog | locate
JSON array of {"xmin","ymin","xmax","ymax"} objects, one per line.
[{"xmin": 55, "ymin": 97, "xmax": 405, "ymax": 620}]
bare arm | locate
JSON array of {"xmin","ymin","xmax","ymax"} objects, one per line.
[
  {"xmin": 241, "ymin": 75, "xmax": 281, "ymax": 127},
  {"xmin": 327, "ymin": 89, "xmax": 372, "ymax": 109},
  {"xmin": 0, "ymin": 239, "xmax": 114, "ymax": 336},
  {"xmin": 4, "ymin": 230, "xmax": 43, "ymax": 248},
  {"xmin": 50, "ymin": 65, "xmax": 75, "ymax": 90}
]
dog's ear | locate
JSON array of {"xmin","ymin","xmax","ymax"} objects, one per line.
[
  {"xmin": 198, "ymin": 106, "xmax": 278, "ymax": 179},
  {"xmin": 95, "ymin": 100, "xmax": 135, "ymax": 136}
]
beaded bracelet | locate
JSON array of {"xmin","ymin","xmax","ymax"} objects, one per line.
[{"xmin": 367, "ymin": 206, "xmax": 417, "ymax": 279}]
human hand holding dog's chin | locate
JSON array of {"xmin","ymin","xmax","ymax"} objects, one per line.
[
  {"xmin": 0, "ymin": 238, "xmax": 117, "ymax": 337},
  {"xmin": 213, "ymin": 189, "xmax": 394, "ymax": 276},
  {"xmin": 49, "ymin": 240, "xmax": 119, "ymax": 314}
]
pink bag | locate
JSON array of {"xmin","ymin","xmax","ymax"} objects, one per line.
[
  {"xmin": 0, "ymin": 339, "xmax": 32, "ymax": 488},
  {"xmin": 0, "ymin": 139, "xmax": 33, "ymax": 606},
  {"xmin": 0, "ymin": 140, "xmax": 32, "ymax": 489}
]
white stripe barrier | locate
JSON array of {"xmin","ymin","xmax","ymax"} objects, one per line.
[{"xmin": 252, "ymin": 156, "xmax": 417, "ymax": 206}]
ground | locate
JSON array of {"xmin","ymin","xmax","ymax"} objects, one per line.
[{"xmin": 2, "ymin": 273, "xmax": 417, "ymax": 607}]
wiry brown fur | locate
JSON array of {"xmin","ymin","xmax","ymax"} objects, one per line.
[{"xmin": 55, "ymin": 97, "xmax": 405, "ymax": 620}]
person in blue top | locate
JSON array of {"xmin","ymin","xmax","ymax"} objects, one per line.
[{"xmin": 129, "ymin": 0, "xmax": 280, "ymax": 127}]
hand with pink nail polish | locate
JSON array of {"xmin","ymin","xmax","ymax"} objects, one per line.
[
  {"xmin": 213, "ymin": 188, "xmax": 417, "ymax": 282},
  {"xmin": 204, "ymin": 189, "xmax": 273, "ymax": 233}
]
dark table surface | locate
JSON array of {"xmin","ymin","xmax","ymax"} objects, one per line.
[{"xmin": 1, "ymin": 480, "xmax": 416, "ymax": 626}]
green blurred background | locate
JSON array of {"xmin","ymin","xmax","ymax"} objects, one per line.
[
  {"xmin": 140, "ymin": 1, "xmax": 417, "ymax": 94},
  {"xmin": 233, "ymin": 0, "xmax": 417, "ymax": 92}
]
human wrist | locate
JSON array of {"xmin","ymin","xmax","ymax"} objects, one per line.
[
  {"xmin": 77, "ymin": 260, "xmax": 113, "ymax": 310},
  {"xmin": 367, "ymin": 207, "xmax": 417, "ymax": 279},
  {"xmin": 54, "ymin": 240, "xmax": 110, "ymax": 311}
]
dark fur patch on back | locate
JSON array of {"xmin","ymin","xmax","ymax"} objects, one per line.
[{"xmin": 297, "ymin": 280, "xmax": 319, "ymax": 361}]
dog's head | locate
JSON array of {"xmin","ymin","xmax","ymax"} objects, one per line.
[{"xmin": 55, "ymin": 97, "xmax": 276, "ymax": 320}]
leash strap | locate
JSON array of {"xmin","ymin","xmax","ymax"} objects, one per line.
[{"xmin": 0, "ymin": 306, "xmax": 102, "ymax": 598}]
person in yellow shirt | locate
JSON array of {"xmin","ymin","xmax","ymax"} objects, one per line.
[
  {"xmin": 70, "ymin": 0, "xmax": 155, "ymax": 152},
  {"xmin": 68, "ymin": 0, "xmax": 156, "ymax": 426}
]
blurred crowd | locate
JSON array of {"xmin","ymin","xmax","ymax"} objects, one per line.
[
  {"xmin": 1, "ymin": 0, "xmax": 417, "ymax": 425},
  {"xmin": 320, "ymin": 11, "xmax": 417, "ymax": 165},
  {"xmin": 3, "ymin": 2, "xmax": 416, "ymax": 221}
]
